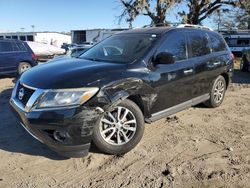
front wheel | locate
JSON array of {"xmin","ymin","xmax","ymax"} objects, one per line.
[
  {"xmin": 204, "ymin": 75, "xmax": 226, "ymax": 108},
  {"xmin": 93, "ymin": 99, "xmax": 145, "ymax": 155}
]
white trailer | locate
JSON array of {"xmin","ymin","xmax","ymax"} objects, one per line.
[
  {"xmin": 71, "ymin": 29, "xmax": 128, "ymax": 44},
  {"xmin": 0, "ymin": 32, "xmax": 71, "ymax": 47},
  {"xmin": 220, "ymin": 30, "xmax": 250, "ymax": 57}
]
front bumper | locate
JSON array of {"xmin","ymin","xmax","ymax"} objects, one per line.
[{"xmin": 10, "ymin": 98, "xmax": 101, "ymax": 158}]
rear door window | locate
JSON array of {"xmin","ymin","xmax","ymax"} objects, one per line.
[
  {"xmin": 0, "ymin": 41, "xmax": 13, "ymax": 52},
  {"xmin": 187, "ymin": 32, "xmax": 211, "ymax": 58},
  {"xmin": 158, "ymin": 32, "xmax": 187, "ymax": 61},
  {"xmin": 208, "ymin": 33, "xmax": 227, "ymax": 52}
]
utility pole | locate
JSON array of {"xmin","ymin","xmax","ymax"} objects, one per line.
[
  {"xmin": 217, "ymin": 10, "xmax": 221, "ymax": 31},
  {"xmin": 31, "ymin": 25, "xmax": 35, "ymax": 32}
]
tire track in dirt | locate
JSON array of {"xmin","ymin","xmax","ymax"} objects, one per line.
[{"xmin": 1, "ymin": 76, "xmax": 250, "ymax": 188}]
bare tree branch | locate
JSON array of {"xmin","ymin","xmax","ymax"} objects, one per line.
[
  {"xmin": 118, "ymin": 0, "xmax": 176, "ymax": 27},
  {"xmin": 179, "ymin": 0, "xmax": 237, "ymax": 25}
]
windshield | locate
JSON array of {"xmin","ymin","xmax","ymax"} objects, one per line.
[{"xmin": 80, "ymin": 34, "xmax": 159, "ymax": 63}]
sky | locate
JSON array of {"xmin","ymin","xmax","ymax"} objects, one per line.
[{"xmin": 0, "ymin": 0, "xmax": 213, "ymax": 32}]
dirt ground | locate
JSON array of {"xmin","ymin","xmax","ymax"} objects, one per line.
[{"xmin": 0, "ymin": 68, "xmax": 250, "ymax": 188}]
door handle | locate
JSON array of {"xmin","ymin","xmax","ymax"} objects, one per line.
[
  {"xmin": 184, "ymin": 69, "xmax": 193, "ymax": 74},
  {"xmin": 213, "ymin": 62, "xmax": 221, "ymax": 66}
]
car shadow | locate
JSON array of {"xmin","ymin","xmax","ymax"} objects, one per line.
[
  {"xmin": 0, "ymin": 88, "xmax": 68, "ymax": 160},
  {"xmin": 194, "ymin": 71, "xmax": 250, "ymax": 109},
  {"xmin": 232, "ymin": 70, "xmax": 250, "ymax": 84}
]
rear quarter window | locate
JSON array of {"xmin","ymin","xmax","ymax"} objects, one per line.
[
  {"xmin": 0, "ymin": 41, "xmax": 13, "ymax": 52},
  {"xmin": 209, "ymin": 33, "xmax": 227, "ymax": 52}
]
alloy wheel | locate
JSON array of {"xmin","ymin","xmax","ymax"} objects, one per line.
[
  {"xmin": 213, "ymin": 80, "xmax": 225, "ymax": 103},
  {"xmin": 99, "ymin": 106, "xmax": 137, "ymax": 146}
]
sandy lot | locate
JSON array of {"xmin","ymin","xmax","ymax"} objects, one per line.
[{"xmin": 0, "ymin": 70, "xmax": 249, "ymax": 188}]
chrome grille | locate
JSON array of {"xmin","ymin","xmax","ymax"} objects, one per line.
[{"xmin": 16, "ymin": 83, "xmax": 35, "ymax": 106}]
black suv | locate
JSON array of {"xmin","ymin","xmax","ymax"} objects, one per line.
[
  {"xmin": 10, "ymin": 27, "xmax": 234, "ymax": 157},
  {"xmin": 0, "ymin": 39, "xmax": 37, "ymax": 76}
]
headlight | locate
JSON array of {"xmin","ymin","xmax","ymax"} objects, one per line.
[{"xmin": 36, "ymin": 87, "xmax": 99, "ymax": 109}]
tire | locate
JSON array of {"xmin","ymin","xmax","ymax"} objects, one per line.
[
  {"xmin": 93, "ymin": 99, "xmax": 145, "ymax": 155},
  {"xmin": 18, "ymin": 62, "xmax": 31, "ymax": 75},
  {"xmin": 204, "ymin": 75, "xmax": 226, "ymax": 108},
  {"xmin": 240, "ymin": 56, "xmax": 249, "ymax": 72}
]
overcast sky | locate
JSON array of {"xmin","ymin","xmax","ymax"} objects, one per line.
[{"xmin": 0, "ymin": 0, "xmax": 214, "ymax": 32}]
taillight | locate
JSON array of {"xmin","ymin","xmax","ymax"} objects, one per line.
[
  {"xmin": 230, "ymin": 53, "xmax": 235, "ymax": 60},
  {"xmin": 32, "ymin": 53, "xmax": 37, "ymax": 60}
]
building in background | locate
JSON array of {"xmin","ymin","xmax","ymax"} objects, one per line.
[
  {"xmin": 0, "ymin": 32, "xmax": 71, "ymax": 47},
  {"xmin": 71, "ymin": 29, "xmax": 128, "ymax": 44}
]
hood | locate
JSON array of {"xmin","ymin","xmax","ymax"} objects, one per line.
[{"xmin": 20, "ymin": 58, "xmax": 126, "ymax": 89}]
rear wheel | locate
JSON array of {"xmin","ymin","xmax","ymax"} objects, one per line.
[
  {"xmin": 18, "ymin": 62, "xmax": 31, "ymax": 75},
  {"xmin": 204, "ymin": 75, "xmax": 226, "ymax": 108},
  {"xmin": 93, "ymin": 99, "xmax": 144, "ymax": 155}
]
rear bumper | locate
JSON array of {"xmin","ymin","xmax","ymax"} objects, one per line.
[{"xmin": 10, "ymin": 98, "xmax": 100, "ymax": 158}]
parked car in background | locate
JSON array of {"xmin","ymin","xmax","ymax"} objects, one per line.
[
  {"xmin": 51, "ymin": 45, "xmax": 91, "ymax": 61},
  {"xmin": 0, "ymin": 39, "xmax": 37, "ymax": 76},
  {"xmin": 66, "ymin": 46, "xmax": 90, "ymax": 58},
  {"xmin": 10, "ymin": 26, "xmax": 234, "ymax": 158},
  {"xmin": 61, "ymin": 43, "xmax": 70, "ymax": 51},
  {"xmin": 78, "ymin": 42, "xmax": 94, "ymax": 46},
  {"xmin": 61, "ymin": 43, "xmax": 93, "ymax": 53},
  {"xmin": 27, "ymin": 41, "xmax": 65, "ymax": 62},
  {"xmin": 61, "ymin": 43, "xmax": 77, "ymax": 52},
  {"xmin": 241, "ymin": 49, "xmax": 250, "ymax": 72}
]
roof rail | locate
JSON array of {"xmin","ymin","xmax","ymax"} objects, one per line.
[
  {"xmin": 176, "ymin": 24, "xmax": 213, "ymax": 31},
  {"xmin": 142, "ymin": 23, "xmax": 169, "ymax": 28},
  {"xmin": 141, "ymin": 23, "xmax": 213, "ymax": 31}
]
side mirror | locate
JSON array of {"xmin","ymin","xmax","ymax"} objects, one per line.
[{"xmin": 154, "ymin": 52, "xmax": 175, "ymax": 65}]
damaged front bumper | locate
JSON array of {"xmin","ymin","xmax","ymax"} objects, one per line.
[{"xmin": 9, "ymin": 97, "xmax": 102, "ymax": 158}]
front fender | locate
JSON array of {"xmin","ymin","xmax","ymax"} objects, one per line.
[{"xmin": 95, "ymin": 77, "xmax": 157, "ymax": 118}]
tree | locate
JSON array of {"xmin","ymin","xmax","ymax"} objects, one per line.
[
  {"xmin": 238, "ymin": 0, "xmax": 250, "ymax": 29},
  {"xmin": 212, "ymin": 0, "xmax": 250, "ymax": 30},
  {"xmin": 213, "ymin": 9, "xmax": 234, "ymax": 30},
  {"xmin": 118, "ymin": 0, "xmax": 177, "ymax": 28},
  {"xmin": 178, "ymin": 0, "xmax": 236, "ymax": 25}
]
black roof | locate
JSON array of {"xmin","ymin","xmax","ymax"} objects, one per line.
[
  {"xmin": 117, "ymin": 27, "xmax": 172, "ymax": 35},
  {"xmin": 116, "ymin": 26, "xmax": 215, "ymax": 35}
]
